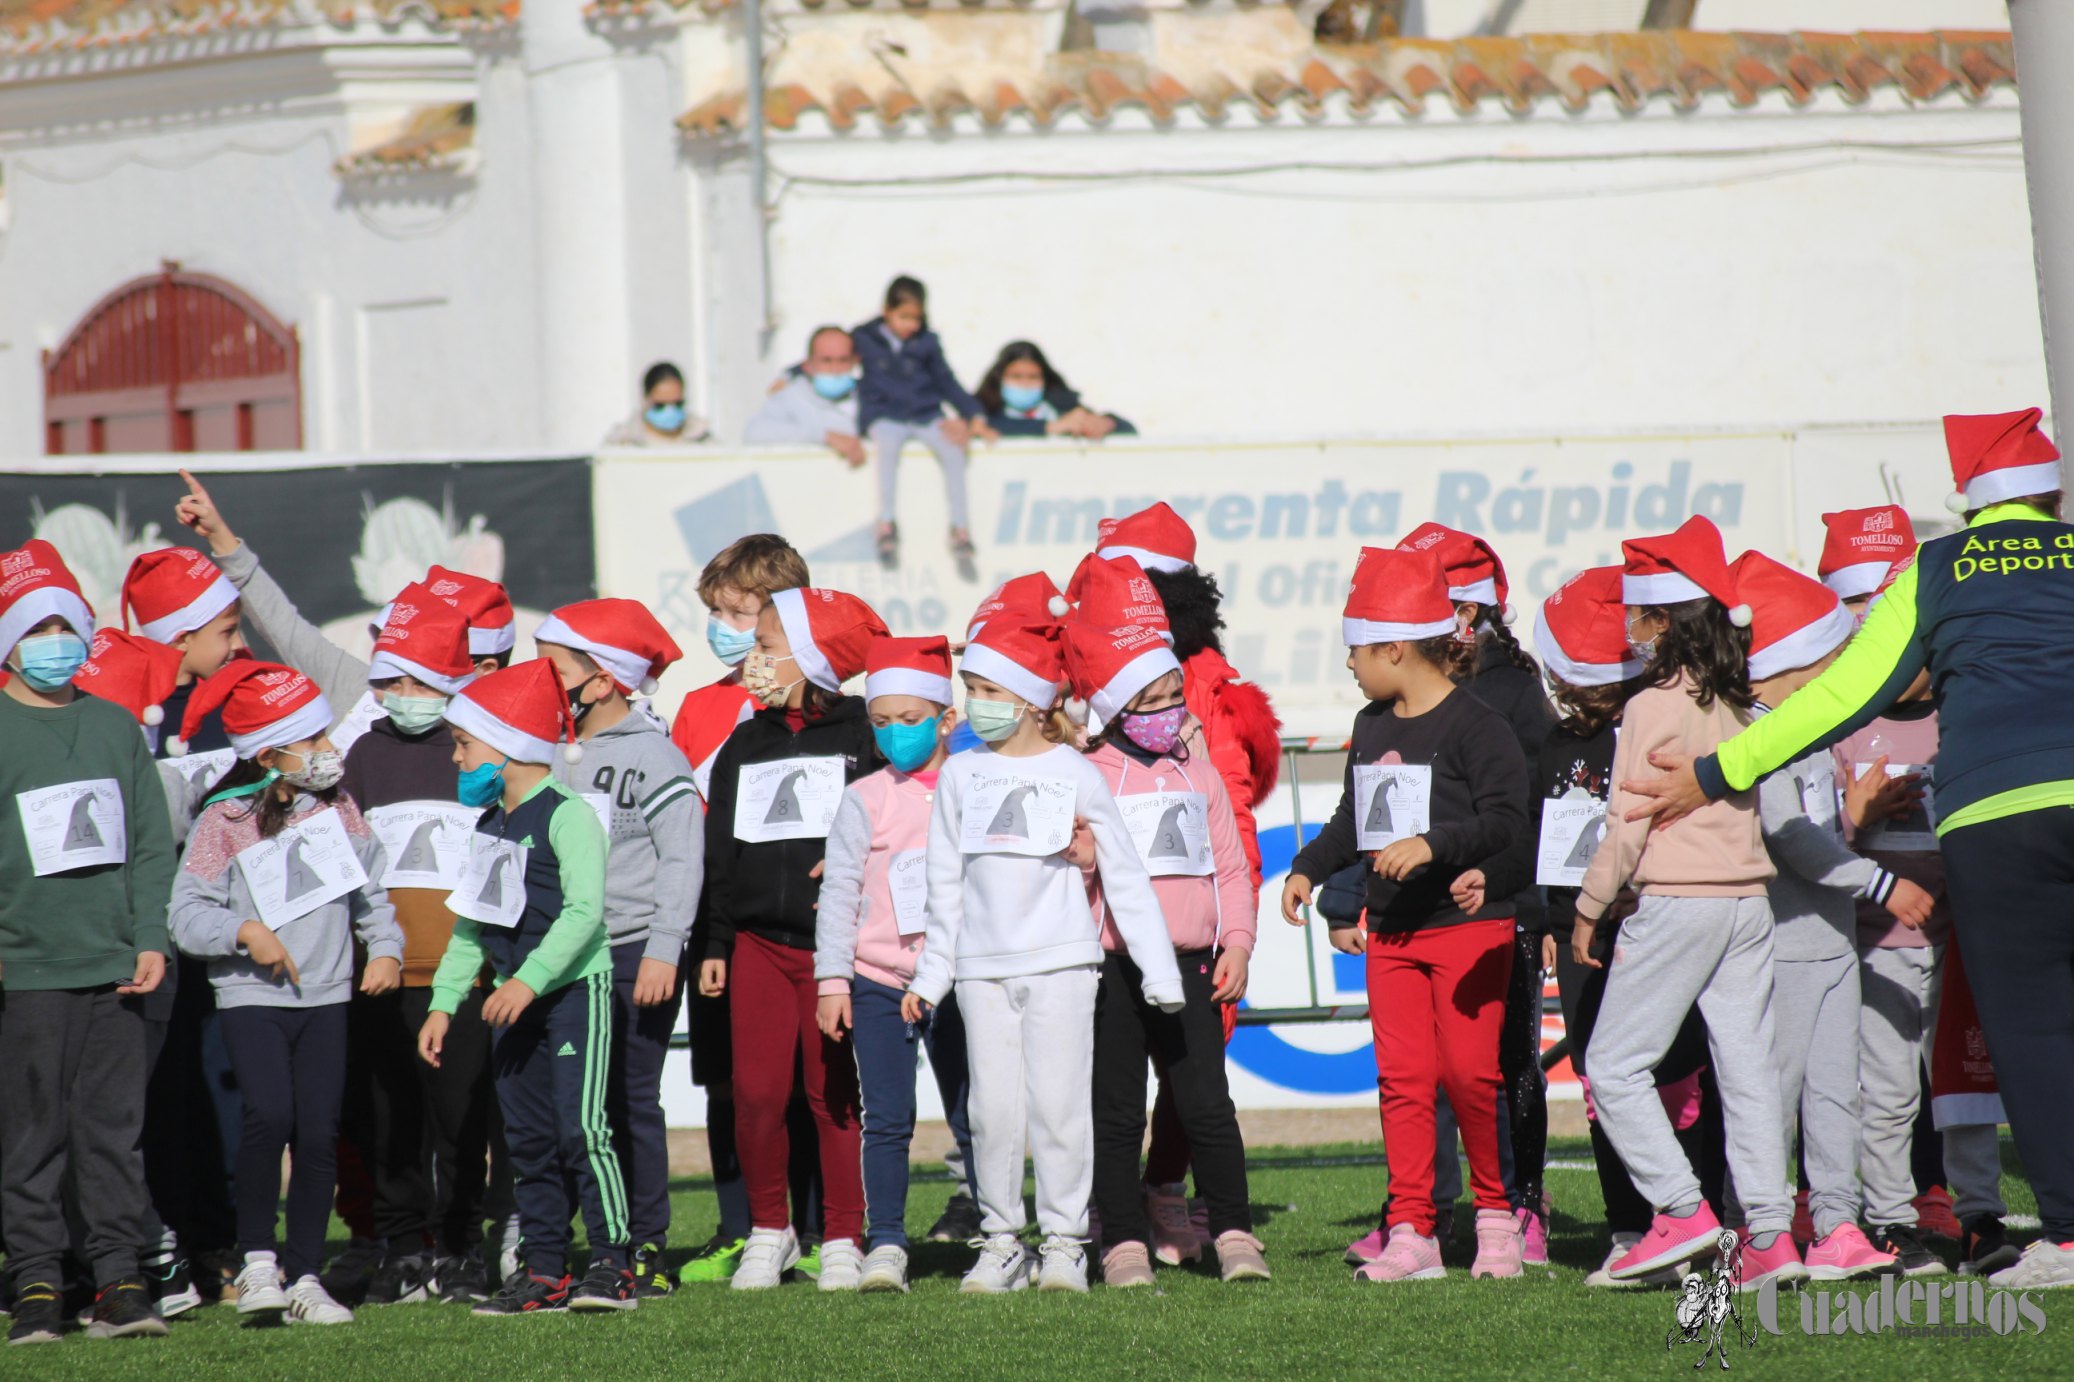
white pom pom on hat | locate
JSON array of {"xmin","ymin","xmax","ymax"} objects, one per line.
[
  {"xmin": 1729, "ymin": 603, "xmax": 1754, "ymax": 628},
  {"xmin": 1047, "ymin": 595, "xmax": 1071, "ymax": 618},
  {"xmin": 166, "ymin": 735, "xmax": 189, "ymax": 756},
  {"xmin": 1946, "ymin": 492, "xmax": 1971, "ymax": 514},
  {"xmin": 143, "ymin": 704, "xmax": 164, "ymax": 727},
  {"xmin": 563, "ymin": 741, "xmax": 585, "ymax": 765},
  {"xmin": 639, "ymin": 676, "xmax": 659, "ymax": 696}
]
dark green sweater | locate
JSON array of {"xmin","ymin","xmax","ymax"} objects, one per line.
[{"xmin": 0, "ymin": 690, "xmax": 174, "ymax": 989}]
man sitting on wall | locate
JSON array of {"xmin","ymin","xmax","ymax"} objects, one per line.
[{"xmin": 743, "ymin": 326, "xmax": 863, "ymax": 466}]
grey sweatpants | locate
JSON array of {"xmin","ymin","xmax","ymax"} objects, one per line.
[
  {"xmin": 870, "ymin": 418, "xmax": 970, "ymax": 530},
  {"xmin": 1590, "ymin": 895, "xmax": 1794, "ymax": 1236},
  {"xmin": 1859, "ymin": 943, "xmax": 2007, "ymax": 1225},
  {"xmin": 1768, "ymin": 954, "xmax": 1862, "ymax": 1239}
]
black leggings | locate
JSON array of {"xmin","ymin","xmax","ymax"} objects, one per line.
[
  {"xmin": 1498, "ymin": 928, "xmax": 1550, "ymax": 1214},
  {"xmin": 220, "ymin": 1004, "xmax": 349, "ymax": 1282}
]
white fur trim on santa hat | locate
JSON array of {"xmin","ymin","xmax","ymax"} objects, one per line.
[
  {"xmin": 227, "ymin": 692, "xmax": 335, "ymax": 760},
  {"xmin": 135, "ymin": 571, "xmax": 237, "ymax": 645},
  {"xmin": 0, "ymin": 587, "xmax": 94, "ymax": 663},
  {"xmin": 1341, "ymin": 615, "xmax": 1457, "ymax": 647},
  {"xmin": 443, "ymin": 693, "xmax": 558, "ymax": 766},
  {"xmin": 1748, "ymin": 601, "xmax": 1857, "ymax": 681},
  {"xmin": 366, "ymin": 649, "xmax": 476, "ymax": 697},
  {"xmin": 1961, "ymin": 459, "xmax": 2064, "ymax": 512},
  {"xmin": 1821, "ymin": 560, "xmax": 1891, "ymax": 602},
  {"xmin": 959, "ymin": 641, "xmax": 1061, "ymax": 710},
  {"xmin": 1088, "ymin": 644, "xmax": 1183, "ymax": 725},
  {"xmin": 865, "ymin": 666, "xmax": 955, "ymax": 705},
  {"xmin": 771, "ymin": 588, "xmax": 841, "ymax": 692},
  {"xmin": 1533, "ymin": 605, "xmax": 1642, "ymax": 689},
  {"xmin": 1621, "ymin": 571, "xmax": 1707, "ymax": 607},
  {"xmin": 1095, "ymin": 543, "xmax": 1191, "ymax": 575},
  {"xmin": 534, "ymin": 612, "xmax": 651, "ymax": 695},
  {"xmin": 1445, "ymin": 577, "xmax": 1499, "ymax": 607},
  {"xmin": 468, "ymin": 622, "xmax": 516, "ymax": 656}
]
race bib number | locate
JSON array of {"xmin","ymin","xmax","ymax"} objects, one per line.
[
  {"xmin": 449, "ymin": 837, "xmax": 528, "ymax": 929},
  {"xmin": 1855, "ymin": 762, "xmax": 1939, "ymax": 852},
  {"xmin": 329, "ymin": 691, "xmax": 386, "ymax": 756},
  {"xmin": 16, "ymin": 778, "xmax": 128, "ymax": 876},
  {"xmin": 733, "ymin": 757, "xmax": 845, "ymax": 843},
  {"xmin": 1119, "ymin": 789, "xmax": 1212, "ymax": 877},
  {"xmin": 1536, "ymin": 797, "xmax": 1607, "ymax": 888},
  {"xmin": 960, "ymin": 771, "xmax": 1076, "ymax": 857},
  {"xmin": 1353, "ymin": 763, "xmax": 1432, "ymax": 851},
  {"xmin": 888, "ymin": 848, "xmax": 928, "ymax": 935},
  {"xmin": 366, "ymin": 802, "xmax": 482, "ymax": 891},
  {"xmin": 235, "ymin": 808, "xmax": 368, "ymax": 930}
]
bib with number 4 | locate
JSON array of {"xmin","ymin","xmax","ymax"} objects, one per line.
[
  {"xmin": 888, "ymin": 848, "xmax": 929, "ymax": 936},
  {"xmin": 1120, "ymin": 790, "xmax": 1212, "ymax": 877},
  {"xmin": 1536, "ymin": 797, "xmax": 1607, "ymax": 887},
  {"xmin": 960, "ymin": 771, "xmax": 1076, "ymax": 856},
  {"xmin": 734, "ymin": 757, "xmax": 845, "ymax": 843},
  {"xmin": 235, "ymin": 808, "xmax": 369, "ymax": 931},
  {"xmin": 366, "ymin": 802, "xmax": 483, "ymax": 891},
  {"xmin": 1353, "ymin": 763, "xmax": 1432, "ymax": 851},
  {"xmin": 17, "ymin": 779, "xmax": 128, "ymax": 877},
  {"xmin": 449, "ymin": 837, "xmax": 529, "ymax": 929}
]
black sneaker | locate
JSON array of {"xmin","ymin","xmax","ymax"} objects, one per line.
[
  {"xmin": 567, "ymin": 1261, "xmax": 637, "ymax": 1313},
  {"xmin": 631, "ymin": 1243, "xmax": 673, "ymax": 1298},
  {"xmin": 364, "ymin": 1251, "xmax": 433, "ymax": 1305},
  {"xmin": 1435, "ymin": 1204, "xmax": 1457, "ymax": 1247},
  {"xmin": 1961, "ymin": 1215, "xmax": 2023, "ymax": 1277},
  {"xmin": 1870, "ymin": 1224, "xmax": 1947, "ymax": 1277},
  {"xmin": 318, "ymin": 1238, "xmax": 387, "ymax": 1307},
  {"xmin": 7, "ymin": 1282, "xmax": 63, "ymax": 1346},
  {"xmin": 435, "ymin": 1252, "xmax": 491, "ymax": 1304},
  {"xmin": 144, "ymin": 1255, "xmax": 203, "ymax": 1319},
  {"xmin": 86, "ymin": 1277, "xmax": 169, "ymax": 1339},
  {"xmin": 194, "ymin": 1250, "xmax": 239, "ymax": 1305},
  {"xmin": 470, "ymin": 1272, "xmax": 569, "ymax": 1317},
  {"xmin": 928, "ymin": 1194, "xmax": 982, "ymax": 1244}
]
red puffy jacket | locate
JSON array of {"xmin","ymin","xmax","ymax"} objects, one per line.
[{"xmin": 1180, "ymin": 648, "xmax": 1282, "ymax": 892}]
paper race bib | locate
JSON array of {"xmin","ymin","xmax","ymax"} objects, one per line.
[
  {"xmin": 329, "ymin": 691, "xmax": 386, "ymax": 756},
  {"xmin": 448, "ymin": 836, "xmax": 528, "ymax": 929},
  {"xmin": 366, "ymin": 802, "xmax": 482, "ymax": 891},
  {"xmin": 16, "ymin": 778, "xmax": 128, "ymax": 876},
  {"xmin": 163, "ymin": 748, "xmax": 237, "ymax": 799},
  {"xmin": 1854, "ymin": 762, "xmax": 1939, "ymax": 852},
  {"xmin": 1536, "ymin": 797, "xmax": 1607, "ymax": 888},
  {"xmin": 1353, "ymin": 763, "xmax": 1432, "ymax": 851},
  {"xmin": 235, "ymin": 807, "xmax": 368, "ymax": 931},
  {"xmin": 888, "ymin": 848, "xmax": 928, "ymax": 936},
  {"xmin": 582, "ymin": 792, "xmax": 616, "ymax": 843},
  {"xmin": 733, "ymin": 757, "xmax": 845, "ymax": 843},
  {"xmin": 1119, "ymin": 789, "xmax": 1212, "ymax": 877},
  {"xmin": 959, "ymin": 770, "xmax": 1076, "ymax": 856}
]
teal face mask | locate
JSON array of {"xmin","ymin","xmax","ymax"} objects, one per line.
[
  {"xmin": 964, "ymin": 698, "xmax": 1025, "ymax": 744},
  {"xmin": 873, "ymin": 716, "xmax": 941, "ymax": 773},
  {"xmin": 457, "ymin": 757, "xmax": 509, "ymax": 808},
  {"xmin": 382, "ymin": 691, "xmax": 449, "ymax": 736}
]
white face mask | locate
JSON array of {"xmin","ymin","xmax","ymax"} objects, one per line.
[
  {"xmin": 276, "ymin": 747, "xmax": 345, "ymax": 792},
  {"xmin": 742, "ymin": 650, "xmax": 801, "ymax": 708}
]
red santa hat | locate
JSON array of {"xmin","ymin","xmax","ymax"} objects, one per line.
[
  {"xmin": 1943, "ymin": 408, "xmax": 2062, "ymax": 514},
  {"xmin": 1621, "ymin": 515, "xmax": 1752, "ymax": 627},
  {"xmin": 0, "ymin": 540, "xmax": 95, "ymax": 659},
  {"xmin": 671, "ymin": 680, "xmax": 756, "ymax": 796},
  {"xmin": 962, "ymin": 620, "xmax": 1066, "ymax": 709},
  {"xmin": 366, "ymin": 584, "xmax": 479, "ymax": 696},
  {"xmin": 1396, "ymin": 522, "xmax": 1508, "ymax": 611},
  {"xmin": 966, "ymin": 572, "xmax": 1069, "ymax": 642},
  {"xmin": 120, "ymin": 547, "xmax": 238, "ymax": 645},
  {"xmin": 1063, "ymin": 621, "xmax": 1182, "ymax": 725},
  {"xmin": 367, "ymin": 565, "xmax": 517, "ymax": 657},
  {"xmin": 1732, "ymin": 550, "xmax": 1857, "ymax": 680},
  {"xmin": 772, "ymin": 588, "xmax": 888, "ymax": 692},
  {"xmin": 865, "ymin": 634, "xmax": 955, "ymax": 706},
  {"xmin": 1342, "ymin": 547, "xmax": 1457, "ymax": 646},
  {"xmin": 1818, "ymin": 506, "xmax": 1917, "ymax": 601},
  {"xmin": 179, "ymin": 660, "xmax": 334, "ymax": 759},
  {"xmin": 444, "ymin": 658, "xmax": 584, "ymax": 766},
  {"xmin": 1534, "ymin": 565, "xmax": 1644, "ymax": 688},
  {"xmin": 1066, "ymin": 552, "xmax": 1172, "ymax": 644},
  {"xmin": 534, "ymin": 598, "xmax": 683, "ymax": 697},
  {"xmin": 73, "ymin": 628, "xmax": 184, "ymax": 727},
  {"xmin": 1095, "ymin": 502, "xmax": 1196, "ymax": 574}
]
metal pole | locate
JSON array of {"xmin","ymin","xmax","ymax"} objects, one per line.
[
  {"xmin": 745, "ymin": 0, "xmax": 775, "ymax": 353},
  {"xmin": 2010, "ymin": 1, "xmax": 2074, "ymax": 469}
]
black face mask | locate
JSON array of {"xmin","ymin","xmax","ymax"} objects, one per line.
[{"xmin": 567, "ymin": 682, "xmax": 596, "ymax": 726}]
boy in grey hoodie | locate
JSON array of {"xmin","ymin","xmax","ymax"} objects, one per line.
[{"xmin": 535, "ymin": 599, "xmax": 704, "ymax": 1296}]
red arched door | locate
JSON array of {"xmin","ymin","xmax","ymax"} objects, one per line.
[{"xmin": 43, "ymin": 263, "xmax": 302, "ymax": 454}]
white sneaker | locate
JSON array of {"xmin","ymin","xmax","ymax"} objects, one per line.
[
  {"xmin": 859, "ymin": 1244, "xmax": 910, "ymax": 1294},
  {"xmin": 1990, "ymin": 1239, "xmax": 2074, "ymax": 1290},
  {"xmin": 1585, "ymin": 1234, "xmax": 1686, "ymax": 1289},
  {"xmin": 816, "ymin": 1239, "xmax": 863, "ymax": 1292},
  {"xmin": 730, "ymin": 1227, "xmax": 801, "ymax": 1291},
  {"xmin": 1037, "ymin": 1236, "xmax": 1090, "ymax": 1293},
  {"xmin": 960, "ymin": 1234, "xmax": 1032, "ymax": 1294},
  {"xmin": 235, "ymin": 1254, "xmax": 289, "ymax": 1316},
  {"xmin": 286, "ymin": 1276, "xmax": 355, "ymax": 1325}
]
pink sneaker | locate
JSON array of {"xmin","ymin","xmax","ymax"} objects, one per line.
[
  {"xmin": 1610, "ymin": 1204, "xmax": 1724, "ymax": 1280},
  {"xmin": 1805, "ymin": 1223, "xmax": 1900, "ymax": 1282},
  {"xmin": 1791, "ymin": 1190, "xmax": 1815, "ymax": 1247},
  {"xmin": 1516, "ymin": 1208, "xmax": 1549, "ymax": 1266},
  {"xmin": 1354, "ymin": 1224, "xmax": 1445, "ymax": 1283},
  {"xmin": 1344, "ymin": 1228, "xmax": 1385, "ymax": 1266},
  {"xmin": 1737, "ymin": 1231, "xmax": 1811, "ymax": 1292},
  {"xmin": 1145, "ymin": 1185, "xmax": 1200, "ymax": 1266},
  {"xmin": 1471, "ymin": 1208, "xmax": 1523, "ymax": 1279}
]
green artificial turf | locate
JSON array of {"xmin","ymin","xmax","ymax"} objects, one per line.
[{"xmin": 18, "ymin": 1139, "xmax": 2073, "ymax": 1379}]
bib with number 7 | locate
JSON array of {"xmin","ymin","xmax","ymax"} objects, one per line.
[
  {"xmin": 449, "ymin": 837, "xmax": 529, "ymax": 929},
  {"xmin": 234, "ymin": 808, "xmax": 369, "ymax": 931}
]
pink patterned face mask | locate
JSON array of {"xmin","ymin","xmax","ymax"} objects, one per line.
[{"xmin": 1120, "ymin": 705, "xmax": 1187, "ymax": 756}]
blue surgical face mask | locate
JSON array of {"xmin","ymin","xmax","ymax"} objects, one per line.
[
  {"xmin": 706, "ymin": 614, "xmax": 757, "ymax": 667},
  {"xmin": 644, "ymin": 402, "xmax": 687, "ymax": 434},
  {"xmin": 811, "ymin": 372, "xmax": 856, "ymax": 402},
  {"xmin": 1001, "ymin": 383, "xmax": 1044, "ymax": 412},
  {"xmin": 457, "ymin": 757, "xmax": 509, "ymax": 808},
  {"xmin": 874, "ymin": 715, "xmax": 942, "ymax": 773},
  {"xmin": 12, "ymin": 631, "xmax": 89, "ymax": 691}
]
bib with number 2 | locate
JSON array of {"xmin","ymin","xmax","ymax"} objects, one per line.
[{"xmin": 1353, "ymin": 763, "xmax": 1432, "ymax": 850}]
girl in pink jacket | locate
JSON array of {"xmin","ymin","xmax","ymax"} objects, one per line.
[{"xmin": 1063, "ymin": 614, "xmax": 1269, "ymax": 1289}]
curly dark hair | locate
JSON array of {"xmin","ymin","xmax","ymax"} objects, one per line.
[
  {"xmin": 1639, "ymin": 599, "xmax": 1754, "ymax": 711},
  {"xmin": 1146, "ymin": 567, "xmax": 1225, "ymax": 662},
  {"xmin": 1475, "ymin": 609, "xmax": 1541, "ymax": 679},
  {"xmin": 203, "ymin": 754, "xmax": 339, "ymax": 840},
  {"xmin": 1548, "ymin": 674, "xmax": 1647, "ymax": 739},
  {"xmin": 1410, "ymin": 633, "xmax": 1461, "ymax": 673}
]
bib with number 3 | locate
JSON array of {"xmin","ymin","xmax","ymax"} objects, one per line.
[
  {"xmin": 734, "ymin": 757, "xmax": 846, "ymax": 843},
  {"xmin": 888, "ymin": 848, "xmax": 928, "ymax": 936},
  {"xmin": 960, "ymin": 772, "xmax": 1076, "ymax": 856},
  {"xmin": 1120, "ymin": 790, "xmax": 1212, "ymax": 877},
  {"xmin": 449, "ymin": 837, "xmax": 529, "ymax": 928},
  {"xmin": 17, "ymin": 779, "xmax": 128, "ymax": 877},
  {"xmin": 1353, "ymin": 763, "xmax": 1432, "ymax": 850},
  {"xmin": 234, "ymin": 808, "xmax": 369, "ymax": 931}
]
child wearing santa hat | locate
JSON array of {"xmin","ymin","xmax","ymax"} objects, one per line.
[
  {"xmin": 167, "ymin": 659, "xmax": 405, "ymax": 1326},
  {"xmin": 418, "ymin": 659, "xmax": 632, "ymax": 1315},
  {"xmin": 0, "ymin": 542, "xmax": 176, "ymax": 1346},
  {"xmin": 1280, "ymin": 547, "xmax": 1529, "ymax": 1283},
  {"xmin": 1064, "ymin": 610, "xmax": 1265, "ymax": 1287},
  {"xmin": 810, "ymin": 634, "xmax": 974, "ymax": 1293},
  {"xmin": 696, "ymin": 588, "xmax": 888, "ymax": 1292},
  {"xmin": 74, "ymin": 628, "xmax": 197, "ymax": 844},
  {"xmin": 533, "ymin": 597, "xmax": 702, "ymax": 1296},
  {"xmin": 903, "ymin": 614, "xmax": 1185, "ymax": 1296},
  {"xmin": 119, "ymin": 545, "xmax": 248, "ymax": 757}
]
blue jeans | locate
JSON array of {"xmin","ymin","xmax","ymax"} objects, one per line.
[{"xmin": 851, "ymin": 976, "xmax": 976, "ymax": 1249}]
